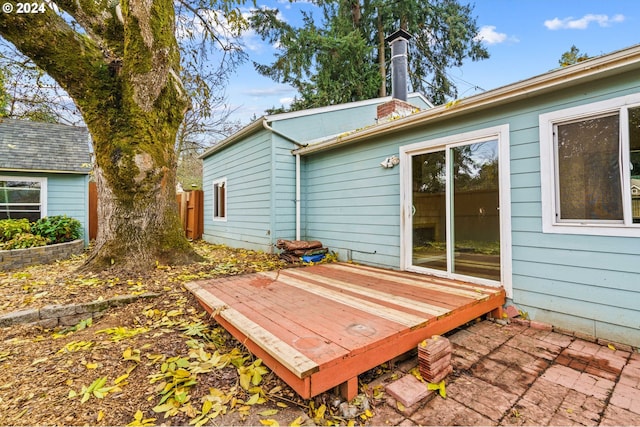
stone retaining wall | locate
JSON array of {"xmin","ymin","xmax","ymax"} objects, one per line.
[
  {"xmin": 0, "ymin": 239, "xmax": 85, "ymax": 271},
  {"xmin": 0, "ymin": 293, "xmax": 158, "ymax": 329}
]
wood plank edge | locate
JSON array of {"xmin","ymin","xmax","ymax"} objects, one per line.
[{"xmin": 185, "ymin": 281, "xmax": 319, "ymax": 379}]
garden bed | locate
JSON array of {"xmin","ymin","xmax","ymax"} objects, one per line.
[{"xmin": 0, "ymin": 239, "xmax": 85, "ymax": 271}]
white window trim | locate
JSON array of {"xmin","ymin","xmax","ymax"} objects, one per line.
[
  {"xmin": 0, "ymin": 175, "xmax": 47, "ymax": 219},
  {"xmin": 212, "ymin": 177, "xmax": 227, "ymax": 222},
  {"xmin": 399, "ymin": 124, "xmax": 512, "ymax": 298},
  {"xmin": 539, "ymin": 92, "xmax": 640, "ymax": 237}
]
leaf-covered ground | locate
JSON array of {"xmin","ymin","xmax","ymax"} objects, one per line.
[{"xmin": 0, "ymin": 242, "xmax": 382, "ymax": 426}]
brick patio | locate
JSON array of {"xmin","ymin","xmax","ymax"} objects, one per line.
[{"xmin": 370, "ymin": 320, "xmax": 640, "ymax": 426}]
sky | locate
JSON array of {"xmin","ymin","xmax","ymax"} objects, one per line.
[{"xmin": 223, "ymin": 0, "xmax": 640, "ymax": 126}]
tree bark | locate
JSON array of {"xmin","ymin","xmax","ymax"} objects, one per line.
[{"xmin": 0, "ymin": 0, "xmax": 202, "ymax": 271}]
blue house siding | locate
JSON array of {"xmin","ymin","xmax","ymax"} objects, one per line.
[
  {"xmin": 202, "ymin": 129, "xmax": 274, "ymax": 251},
  {"xmin": 302, "ymin": 135, "xmax": 409, "ymax": 268},
  {"xmin": 298, "ymin": 66, "xmax": 640, "ymax": 346},
  {"xmin": 505, "ymin": 72, "xmax": 640, "ymax": 346},
  {"xmin": 47, "ymin": 174, "xmax": 90, "ymax": 244},
  {"xmin": 272, "ymin": 137, "xmax": 298, "ymax": 242},
  {"xmin": 203, "ymin": 47, "xmax": 640, "ymax": 345},
  {"xmin": 301, "ymin": 119, "xmax": 505, "ymax": 270},
  {"xmin": 1, "ymin": 120, "xmax": 91, "ymax": 245},
  {"xmin": 1, "ymin": 171, "xmax": 89, "ymax": 244},
  {"xmin": 270, "ymin": 93, "xmax": 430, "ymax": 143},
  {"xmin": 201, "ymin": 94, "xmax": 432, "ymax": 251}
]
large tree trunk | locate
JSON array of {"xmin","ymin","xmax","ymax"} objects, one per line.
[
  {"xmin": 87, "ymin": 122, "xmax": 199, "ymax": 270},
  {"xmin": 0, "ymin": 0, "xmax": 203, "ymax": 271}
]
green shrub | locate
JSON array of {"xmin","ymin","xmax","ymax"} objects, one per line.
[
  {"xmin": 1, "ymin": 232, "xmax": 50, "ymax": 250},
  {"xmin": 0, "ymin": 218, "xmax": 31, "ymax": 242},
  {"xmin": 31, "ymin": 215, "xmax": 82, "ymax": 244}
]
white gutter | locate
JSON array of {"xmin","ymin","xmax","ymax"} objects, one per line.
[
  {"xmin": 295, "ymin": 154, "xmax": 301, "ymax": 240},
  {"xmin": 260, "ymin": 121, "xmax": 306, "ymax": 241},
  {"xmin": 294, "ymin": 43, "xmax": 640, "ymax": 156},
  {"xmin": 201, "ymin": 117, "xmax": 307, "ymax": 240}
]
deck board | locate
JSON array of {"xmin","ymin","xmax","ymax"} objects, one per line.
[
  {"xmin": 210, "ymin": 273, "xmax": 402, "ymax": 355},
  {"xmin": 186, "ymin": 282, "xmax": 321, "ymax": 378},
  {"xmin": 187, "ymin": 262, "xmax": 505, "ymax": 399},
  {"xmin": 281, "ymin": 269, "xmax": 451, "ymax": 316}
]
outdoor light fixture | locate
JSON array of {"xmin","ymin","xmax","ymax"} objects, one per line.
[{"xmin": 380, "ymin": 155, "xmax": 400, "ymax": 168}]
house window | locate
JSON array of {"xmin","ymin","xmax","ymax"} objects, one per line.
[
  {"xmin": 0, "ymin": 177, "xmax": 47, "ymax": 222},
  {"xmin": 539, "ymin": 94, "xmax": 640, "ymax": 236},
  {"xmin": 212, "ymin": 178, "xmax": 227, "ymax": 221}
]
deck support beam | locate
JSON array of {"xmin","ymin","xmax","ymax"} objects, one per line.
[
  {"xmin": 490, "ymin": 305, "xmax": 505, "ymax": 320},
  {"xmin": 337, "ymin": 377, "xmax": 359, "ymax": 402}
]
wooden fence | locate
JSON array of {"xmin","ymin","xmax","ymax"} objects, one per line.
[
  {"xmin": 176, "ymin": 190, "xmax": 204, "ymax": 240},
  {"xmin": 88, "ymin": 182, "xmax": 204, "ymax": 241}
]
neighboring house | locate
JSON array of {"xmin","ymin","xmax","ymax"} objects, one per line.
[
  {"xmin": 0, "ymin": 119, "xmax": 92, "ymax": 244},
  {"xmin": 203, "ymin": 43, "xmax": 640, "ymax": 347}
]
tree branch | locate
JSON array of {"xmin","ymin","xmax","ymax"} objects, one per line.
[
  {"xmin": 54, "ymin": 0, "xmax": 121, "ymax": 55},
  {"xmin": 0, "ymin": 3, "xmax": 112, "ymax": 107}
]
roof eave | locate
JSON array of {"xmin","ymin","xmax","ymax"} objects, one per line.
[
  {"xmin": 294, "ymin": 43, "xmax": 640, "ymax": 156},
  {"xmin": 0, "ymin": 167, "xmax": 91, "ymax": 175},
  {"xmin": 200, "ymin": 118, "xmax": 266, "ymax": 159}
]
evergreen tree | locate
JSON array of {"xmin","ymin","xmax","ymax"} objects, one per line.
[
  {"xmin": 559, "ymin": 45, "xmax": 590, "ymax": 67},
  {"xmin": 250, "ymin": 0, "xmax": 489, "ymax": 110}
]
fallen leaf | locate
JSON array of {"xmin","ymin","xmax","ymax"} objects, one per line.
[
  {"xmin": 246, "ymin": 393, "xmax": 260, "ymax": 405},
  {"xmin": 427, "ymin": 380, "xmax": 447, "ymax": 398},
  {"xmin": 115, "ymin": 374, "xmax": 129, "ymax": 384}
]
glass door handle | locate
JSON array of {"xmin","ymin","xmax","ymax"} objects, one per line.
[{"xmin": 411, "ymin": 205, "xmax": 416, "ymax": 216}]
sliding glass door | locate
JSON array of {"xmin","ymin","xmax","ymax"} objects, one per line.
[{"xmin": 409, "ymin": 139, "xmax": 501, "ymax": 282}]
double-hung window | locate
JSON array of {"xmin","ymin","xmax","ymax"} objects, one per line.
[
  {"xmin": 212, "ymin": 178, "xmax": 227, "ymax": 221},
  {"xmin": 539, "ymin": 94, "xmax": 640, "ymax": 236},
  {"xmin": 0, "ymin": 177, "xmax": 47, "ymax": 222}
]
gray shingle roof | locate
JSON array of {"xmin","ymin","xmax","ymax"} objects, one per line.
[{"xmin": 0, "ymin": 119, "xmax": 91, "ymax": 174}]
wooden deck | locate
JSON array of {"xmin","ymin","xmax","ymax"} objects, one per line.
[{"xmin": 186, "ymin": 263, "xmax": 505, "ymax": 400}]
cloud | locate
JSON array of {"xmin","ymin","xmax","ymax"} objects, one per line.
[
  {"xmin": 544, "ymin": 14, "xmax": 625, "ymax": 30},
  {"xmin": 473, "ymin": 25, "xmax": 517, "ymax": 45}
]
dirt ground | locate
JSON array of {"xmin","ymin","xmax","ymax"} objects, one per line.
[{"xmin": 0, "ymin": 242, "xmax": 382, "ymax": 426}]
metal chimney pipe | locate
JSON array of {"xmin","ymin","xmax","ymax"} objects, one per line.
[{"xmin": 385, "ymin": 29, "xmax": 413, "ymax": 102}]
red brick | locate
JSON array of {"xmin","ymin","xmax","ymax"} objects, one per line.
[
  {"xmin": 601, "ymin": 404, "xmax": 640, "ymax": 426},
  {"xmin": 385, "ymin": 375, "xmax": 433, "ymax": 408},
  {"xmin": 529, "ymin": 320, "xmax": 553, "ymax": 331},
  {"xmin": 610, "ymin": 383, "xmax": 640, "ymax": 415},
  {"xmin": 510, "ymin": 317, "xmax": 530, "ymax": 327},
  {"xmin": 504, "ymin": 305, "xmax": 520, "ymax": 318},
  {"xmin": 570, "ymin": 360, "xmax": 588, "ymax": 371}
]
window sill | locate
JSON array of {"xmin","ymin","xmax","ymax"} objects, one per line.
[{"xmin": 543, "ymin": 222, "xmax": 640, "ymax": 238}]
